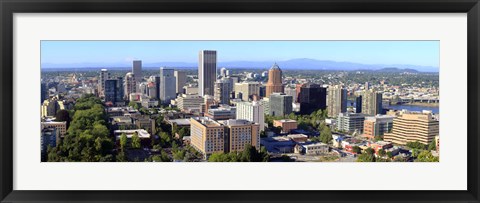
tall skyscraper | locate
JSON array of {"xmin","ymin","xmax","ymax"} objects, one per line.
[
  {"xmin": 132, "ymin": 60, "xmax": 142, "ymax": 85},
  {"xmin": 154, "ymin": 76, "xmax": 161, "ymax": 100},
  {"xmin": 104, "ymin": 79, "xmax": 118, "ymax": 103},
  {"xmin": 104, "ymin": 77, "xmax": 125, "ymax": 105},
  {"xmin": 116, "ymin": 77, "xmax": 124, "ymax": 103},
  {"xmin": 362, "ymin": 89, "xmax": 383, "ymax": 116},
  {"xmin": 124, "ymin": 72, "xmax": 136, "ymax": 100},
  {"xmin": 98, "ymin": 69, "xmax": 110, "ymax": 97},
  {"xmin": 299, "ymin": 83, "xmax": 327, "ymax": 115},
  {"xmin": 384, "ymin": 112, "xmax": 439, "ymax": 145},
  {"xmin": 236, "ymin": 101, "xmax": 265, "ymax": 131},
  {"xmin": 355, "ymin": 95, "xmax": 363, "ymax": 113},
  {"xmin": 265, "ymin": 63, "xmax": 284, "ymax": 97},
  {"xmin": 198, "ymin": 50, "xmax": 217, "ymax": 96},
  {"xmin": 214, "ymin": 78, "xmax": 232, "ymax": 104},
  {"xmin": 174, "ymin": 70, "xmax": 186, "ymax": 95},
  {"xmin": 269, "ymin": 93, "xmax": 293, "ymax": 117},
  {"xmin": 160, "ymin": 67, "xmax": 176, "ymax": 104},
  {"xmin": 41, "ymin": 82, "xmax": 48, "ymax": 104},
  {"xmin": 327, "ymin": 85, "xmax": 347, "ymax": 117}
]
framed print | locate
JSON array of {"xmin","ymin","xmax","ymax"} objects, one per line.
[{"xmin": 1, "ymin": 0, "xmax": 479, "ymax": 202}]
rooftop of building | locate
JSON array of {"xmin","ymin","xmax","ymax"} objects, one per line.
[
  {"xmin": 301, "ymin": 142, "xmax": 328, "ymax": 147},
  {"xmin": 338, "ymin": 112, "xmax": 366, "ymax": 117},
  {"xmin": 114, "ymin": 129, "xmax": 151, "ymax": 139},
  {"xmin": 41, "ymin": 120, "xmax": 67, "ymax": 125},
  {"xmin": 191, "ymin": 117, "xmax": 222, "ymax": 127},
  {"xmin": 274, "ymin": 119, "xmax": 297, "ymax": 123},
  {"xmin": 365, "ymin": 114, "xmax": 396, "ymax": 121},
  {"xmin": 219, "ymin": 119, "xmax": 255, "ymax": 126},
  {"xmin": 167, "ymin": 118, "xmax": 191, "ymax": 126},
  {"xmin": 287, "ymin": 134, "xmax": 308, "ymax": 139},
  {"xmin": 270, "ymin": 63, "xmax": 281, "ymax": 71}
]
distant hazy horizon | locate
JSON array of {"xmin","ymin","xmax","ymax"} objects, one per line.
[{"xmin": 41, "ymin": 40, "xmax": 440, "ymax": 72}]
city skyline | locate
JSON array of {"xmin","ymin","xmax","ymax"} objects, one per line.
[
  {"xmin": 41, "ymin": 41, "xmax": 440, "ymax": 71},
  {"xmin": 41, "ymin": 41, "xmax": 440, "ymax": 163}
]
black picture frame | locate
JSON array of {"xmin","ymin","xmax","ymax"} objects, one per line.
[{"xmin": 1, "ymin": 0, "xmax": 479, "ymax": 202}]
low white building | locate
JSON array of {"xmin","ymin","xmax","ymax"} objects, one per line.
[{"xmin": 114, "ymin": 129, "xmax": 151, "ymax": 140}]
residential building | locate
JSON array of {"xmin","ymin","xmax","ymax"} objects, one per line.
[
  {"xmin": 362, "ymin": 89, "xmax": 383, "ymax": 116},
  {"xmin": 336, "ymin": 112, "xmax": 366, "ymax": 134},
  {"xmin": 384, "ymin": 112, "xmax": 439, "ymax": 145},
  {"xmin": 299, "ymin": 83, "xmax": 327, "ymax": 115},
  {"xmin": 362, "ymin": 115, "xmax": 395, "ymax": 139},
  {"xmin": 190, "ymin": 117, "xmax": 225, "ymax": 158},
  {"xmin": 273, "ymin": 119, "xmax": 298, "ymax": 133},
  {"xmin": 190, "ymin": 117, "xmax": 260, "ymax": 158},
  {"xmin": 269, "ymin": 93, "xmax": 292, "ymax": 117},
  {"xmin": 214, "ymin": 78, "xmax": 232, "ymax": 104},
  {"xmin": 236, "ymin": 101, "xmax": 265, "ymax": 131},
  {"xmin": 198, "ymin": 50, "xmax": 217, "ymax": 96},
  {"xmin": 265, "ymin": 63, "xmax": 284, "ymax": 97},
  {"xmin": 220, "ymin": 119, "xmax": 260, "ymax": 153},
  {"xmin": 124, "ymin": 72, "xmax": 136, "ymax": 100},
  {"xmin": 327, "ymin": 85, "xmax": 347, "ymax": 117},
  {"xmin": 98, "ymin": 69, "xmax": 110, "ymax": 97}
]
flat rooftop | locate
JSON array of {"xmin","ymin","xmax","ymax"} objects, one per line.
[
  {"xmin": 274, "ymin": 119, "xmax": 297, "ymax": 123},
  {"xmin": 167, "ymin": 119, "xmax": 191, "ymax": 126}
]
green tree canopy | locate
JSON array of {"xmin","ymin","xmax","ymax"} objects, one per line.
[
  {"xmin": 131, "ymin": 134, "xmax": 141, "ymax": 149},
  {"xmin": 415, "ymin": 150, "xmax": 439, "ymax": 162}
]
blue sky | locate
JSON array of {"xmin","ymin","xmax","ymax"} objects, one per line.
[{"xmin": 41, "ymin": 40, "xmax": 439, "ymax": 67}]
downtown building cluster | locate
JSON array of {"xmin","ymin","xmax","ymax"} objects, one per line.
[{"xmin": 41, "ymin": 49, "xmax": 440, "ymax": 162}]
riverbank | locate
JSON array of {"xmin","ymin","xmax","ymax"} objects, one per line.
[{"xmin": 398, "ymin": 102, "xmax": 439, "ymax": 107}]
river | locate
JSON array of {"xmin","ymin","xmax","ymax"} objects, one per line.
[
  {"xmin": 347, "ymin": 100, "xmax": 439, "ymax": 114},
  {"xmin": 385, "ymin": 104, "xmax": 439, "ymax": 114}
]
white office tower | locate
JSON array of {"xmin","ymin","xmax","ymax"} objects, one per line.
[
  {"xmin": 198, "ymin": 50, "xmax": 217, "ymax": 96},
  {"xmin": 220, "ymin": 67, "xmax": 227, "ymax": 78},
  {"xmin": 124, "ymin": 72, "xmax": 136, "ymax": 100},
  {"xmin": 132, "ymin": 60, "xmax": 142, "ymax": 84},
  {"xmin": 236, "ymin": 101, "xmax": 265, "ymax": 131},
  {"xmin": 160, "ymin": 67, "xmax": 176, "ymax": 104}
]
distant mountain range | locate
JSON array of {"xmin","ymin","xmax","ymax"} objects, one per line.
[{"xmin": 41, "ymin": 58, "xmax": 439, "ymax": 72}]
